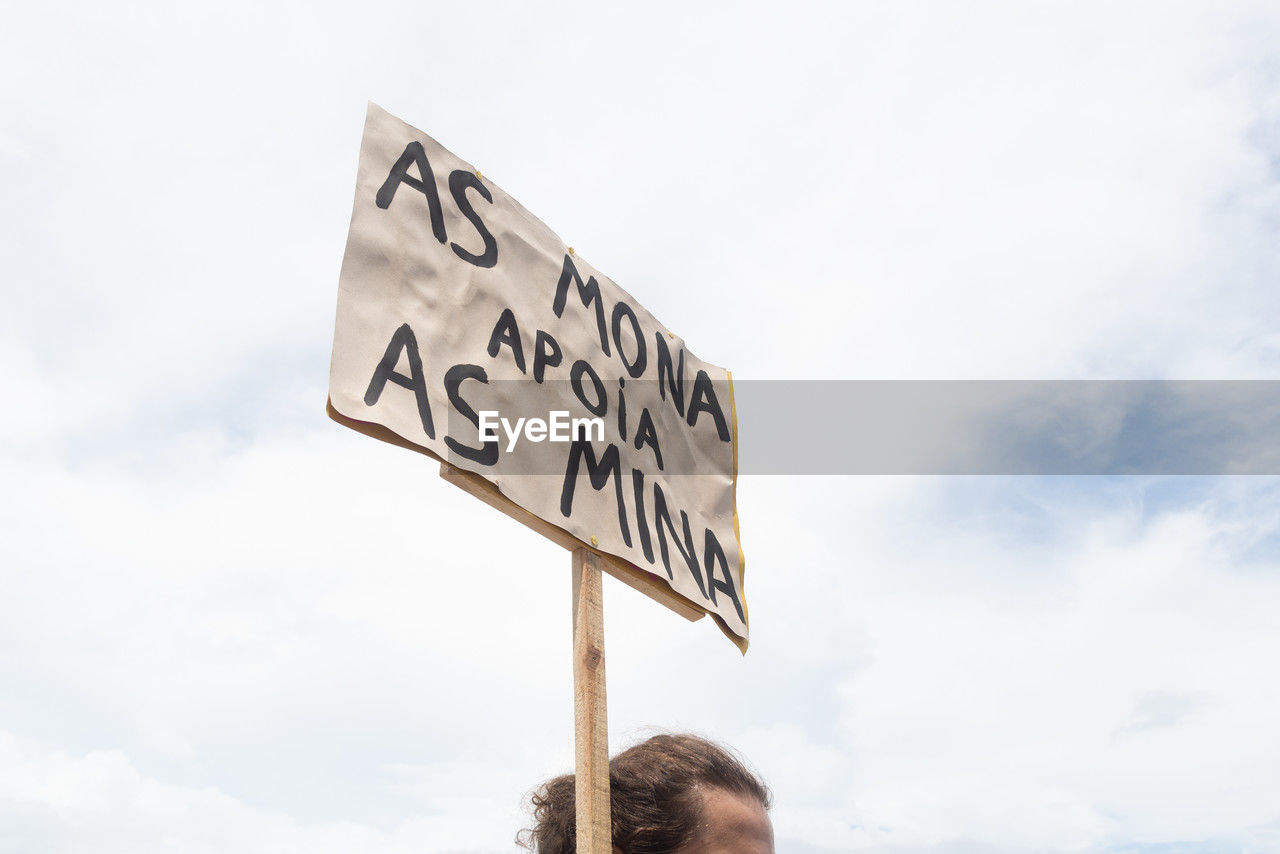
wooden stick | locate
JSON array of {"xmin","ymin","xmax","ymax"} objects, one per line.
[{"xmin": 572, "ymin": 547, "xmax": 611, "ymax": 854}]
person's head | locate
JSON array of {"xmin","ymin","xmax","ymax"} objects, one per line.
[{"xmin": 521, "ymin": 732, "xmax": 773, "ymax": 854}]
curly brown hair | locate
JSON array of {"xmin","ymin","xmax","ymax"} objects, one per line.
[{"xmin": 519, "ymin": 733, "xmax": 771, "ymax": 854}]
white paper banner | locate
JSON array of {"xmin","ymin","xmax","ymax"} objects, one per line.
[{"xmin": 329, "ymin": 104, "xmax": 747, "ymax": 646}]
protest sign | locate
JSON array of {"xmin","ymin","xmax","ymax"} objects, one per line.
[{"xmin": 328, "ymin": 103, "xmax": 747, "ymax": 649}]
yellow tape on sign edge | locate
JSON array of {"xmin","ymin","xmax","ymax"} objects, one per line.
[{"xmin": 727, "ymin": 370, "xmax": 748, "ymax": 655}]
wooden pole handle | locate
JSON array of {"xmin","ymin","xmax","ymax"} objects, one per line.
[{"xmin": 573, "ymin": 547, "xmax": 611, "ymax": 854}]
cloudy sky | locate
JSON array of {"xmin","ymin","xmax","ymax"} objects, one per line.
[{"xmin": 5, "ymin": 2, "xmax": 1280, "ymax": 852}]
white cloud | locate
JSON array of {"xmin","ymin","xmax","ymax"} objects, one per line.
[{"xmin": 0, "ymin": 729, "xmax": 533, "ymax": 854}]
